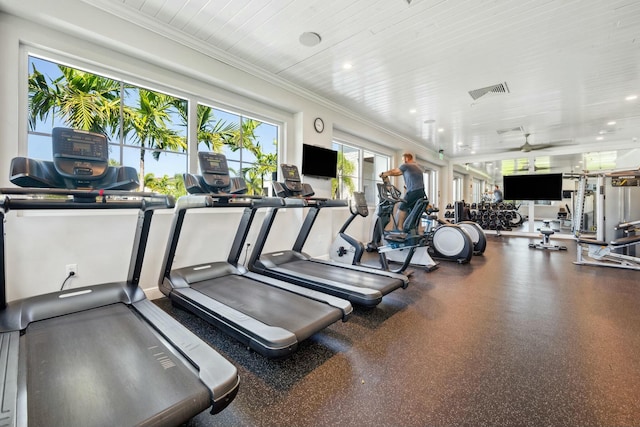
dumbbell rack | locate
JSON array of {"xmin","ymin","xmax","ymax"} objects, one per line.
[{"xmin": 444, "ymin": 202, "xmax": 524, "ymax": 231}]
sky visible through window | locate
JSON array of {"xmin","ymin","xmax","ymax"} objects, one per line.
[{"xmin": 28, "ymin": 56, "xmax": 278, "ymax": 179}]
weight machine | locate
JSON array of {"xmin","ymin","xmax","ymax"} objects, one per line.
[{"xmin": 574, "ymin": 169, "xmax": 640, "ymax": 270}]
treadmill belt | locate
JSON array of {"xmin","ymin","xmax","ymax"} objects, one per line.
[
  {"xmin": 24, "ymin": 303, "xmax": 210, "ymax": 427},
  {"xmin": 192, "ymin": 274, "xmax": 342, "ymax": 340},
  {"xmin": 278, "ymin": 260, "xmax": 404, "ymax": 295}
]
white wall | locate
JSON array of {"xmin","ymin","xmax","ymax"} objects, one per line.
[{"xmin": 0, "ymin": 3, "xmax": 442, "ymax": 301}]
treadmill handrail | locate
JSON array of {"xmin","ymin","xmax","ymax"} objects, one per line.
[
  {"xmin": 174, "ymin": 194, "xmax": 215, "ymax": 210},
  {"xmin": 174, "ymin": 194, "xmax": 284, "ymax": 211},
  {"xmin": 283, "ymin": 197, "xmax": 307, "ymax": 207},
  {"xmin": 0, "ymin": 189, "xmax": 173, "ymax": 212},
  {"xmin": 316, "ymin": 198, "xmax": 348, "ymax": 208},
  {"xmin": 0, "ymin": 187, "xmax": 159, "ymax": 198},
  {"xmin": 283, "ymin": 197, "xmax": 348, "ymax": 208}
]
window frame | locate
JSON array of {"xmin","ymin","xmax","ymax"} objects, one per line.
[
  {"xmin": 331, "ymin": 137, "xmax": 392, "ymax": 204},
  {"xmin": 21, "ymin": 46, "xmax": 284, "ymax": 196}
]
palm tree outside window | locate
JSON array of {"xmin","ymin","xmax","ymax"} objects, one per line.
[{"xmin": 26, "ymin": 55, "xmax": 279, "ymax": 197}]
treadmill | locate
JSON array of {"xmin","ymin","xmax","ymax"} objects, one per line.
[
  {"xmin": 248, "ymin": 164, "xmax": 409, "ymax": 308},
  {"xmin": 158, "ymin": 152, "xmax": 351, "ymax": 359},
  {"xmin": 0, "ymin": 128, "xmax": 239, "ymax": 426}
]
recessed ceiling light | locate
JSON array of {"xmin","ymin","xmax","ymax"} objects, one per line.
[
  {"xmin": 343, "ymin": 63, "xmax": 352, "ymax": 70},
  {"xmin": 598, "ymin": 130, "xmax": 606, "ymax": 135},
  {"xmin": 625, "ymin": 95, "xmax": 638, "ymax": 101},
  {"xmin": 409, "ymin": 109, "xmax": 417, "ymax": 114},
  {"xmin": 437, "ymin": 128, "xmax": 444, "ymax": 133},
  {"xmin": 607, "ymin": 121, "xmax": 616, "ymax": 125},
  {"xmin": 596, "ymin": 136, "xmax": 604, "ymax": 141},
  {"xmin": 299, "ymin": 32, "xmax": 322, "ymax": 47},
  {"xmin": 457, "ymin": 141, "xmax": 463, "ymax": 146}
]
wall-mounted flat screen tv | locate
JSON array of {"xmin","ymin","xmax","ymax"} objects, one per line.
[
  {"xmin": 503, "ymin": 173, "xmax": 563, "ymax": 201},
  {"xmin": 301, "ymin": 144, "xmax": 338, "ymax": 178}
]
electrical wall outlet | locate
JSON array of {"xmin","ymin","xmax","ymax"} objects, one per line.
[{"xmin": 65, "ymin": 264, "xmax": 78, "ymax": 276}]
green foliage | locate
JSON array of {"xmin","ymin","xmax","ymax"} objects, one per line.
[
  {"xmin": 28, "ymin": 62, "xmax": 277, "ymax": 196},
  {"xmin": 28, "ymin": 65, "xmax": 122, "ymax": 134},
  {"xmin": 193, "ymin": 106, "xmax": 277, "ymax": 195},
  {"xmin": 144, "ymin": 173, "xmax": 187, "ymax": 199},
  {"xmin": 332, "ymin": 150, "xmax": 356, "ymax": 199}
]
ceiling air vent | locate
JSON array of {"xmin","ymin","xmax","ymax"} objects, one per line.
[
  {"xmin": 496, "ymin": 126, "xmax": 524, "ymax": 135},
  {"xmin": 468, "ymin": 82, "xmax": 510, "ymax": 101}
]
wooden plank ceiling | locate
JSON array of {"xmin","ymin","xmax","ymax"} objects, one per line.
[{"xmin": 86, "ymin": 0, "xmax": 640, "ymax": 174}]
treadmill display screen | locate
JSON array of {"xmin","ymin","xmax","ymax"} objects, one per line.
[
  {"xmin": 51, "ymin": 127, "xmax": 109, "ymax": 180},
  {"xmin": 52, "ymin": 128, "xmax": 108, "ymax": 161},
  {"xmin": 206, "ymin": 159, "xmax": 221, "ymax": 170},
  {"xmin": 72, "ymin": 142, "xmax": 93, "ymax": 156},
  {"xmin": 282, "ymin": 165, "xmax": 300, "ymax": 181},
  {"xmin": 198, "ymin": 152, "xmax": 229, "ymax": 175}
]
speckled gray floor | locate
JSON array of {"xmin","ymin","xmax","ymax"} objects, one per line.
[{"xmin": 153, "ymin": 235, "xmax": 640, "ymax": 427}]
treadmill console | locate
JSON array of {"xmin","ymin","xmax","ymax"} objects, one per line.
[
  {"xmin": 52, "ymin": 127, "xmax": 108, "ymax": 181},
  {"xmin": 199, "ymin": 152, "xmax": 231, "ymax": 190},
  {"xmin": 9, "ymin": 127, "xmax": 139, "ymax": 190},
  {"xmin": 352, "ymin": 191, "xmax": 369, "ymax": 217},
  {"xmin": 273, "ymin": 164, "xmax": 314, "ymax": 197},
  {"xmin": 183, "ymin": 152, "xmax": 247, "ymax": 194},
  {"xmin": 281, "ymin": 164, "xmax": 303, "ymax": 192}
]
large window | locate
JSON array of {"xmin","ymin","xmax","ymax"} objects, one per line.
[
  {"xmin": 418, "ymin": 167, "xmax": 438, "ymax": 206},
  {"xmin": 196, "ymin": 104, "xmax": 278, "ymax": 196},
  {"xmin": 453, "ymin": 175, "xmax": 463, "ymax": 202},
  {"xmin": 28, "ymin": 56, "xmax": 188, "ymax": 196},
  {"xmin": 332, "ymin": 141, "xmax": 390, "ymax": 204},
  {"xmin": 27, "ymin": 55, "xmax": 279, "ymax": 197},
  {"xmin": 472, "ymin": 178, "xmax": 484, "ymax": 203}
]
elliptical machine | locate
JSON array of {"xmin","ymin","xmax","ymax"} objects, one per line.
[
  {"xmin": 447, "ymin": 201, "xmax": 488, "ymax": 255},
  {"xmin": 367, "ymin": 177, "xmax": 474, "ymax": 266},
  {"xmin": 330, "ymin": 191, "xmax": 427, "ymax": 273},
  {"xmin": 330, "ymin": 192, "xmax": 369, "ymax": 266}
]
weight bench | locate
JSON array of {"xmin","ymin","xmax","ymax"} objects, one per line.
[
  {"xmin": 575, "ymin": 221, "xmax": 640, "ymax": 270},
  {"xmin": 529, "ymin": 220, "xmax": 567, "ymax": 251}
]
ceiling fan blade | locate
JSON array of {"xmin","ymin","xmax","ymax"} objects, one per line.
[
  {"xmin": 488, "ymin": 137, "xmax": 577, "ymax": 154},
  {"xmin": 547, "ymin": 139, "xmax": 574, "ymax": 145},
  {"xmin": 528, "ymin": 143, "xmax": 554, "ymax": 151}
]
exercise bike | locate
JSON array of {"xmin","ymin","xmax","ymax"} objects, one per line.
[
  {"xmin": 330, "ymin": 191, "xmax": 427, "ymax": 273},
  {"xmin": 367, "ymin": 177, "xmax": 473, "ymax": 267}
]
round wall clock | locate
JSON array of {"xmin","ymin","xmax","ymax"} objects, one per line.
[{"xmin": 314, "ymin": 117, "xmax": 324, "ymax": 133}]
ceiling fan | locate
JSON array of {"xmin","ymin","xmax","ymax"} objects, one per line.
[
  {"xmin": 509, "ymin": 133, "xmax": 574, "ymax": 153},
  {"xmin": 516, "ymin": 162, "xmax": 551, "ymax": 172}
]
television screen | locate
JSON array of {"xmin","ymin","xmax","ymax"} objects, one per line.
[
  {"xmin": 503, "ymin": 173, "xmax": 563, "ymax": 201},
  {"xmin": 301, "ymin": 144, "xmax": 338, "ymax": 178}
]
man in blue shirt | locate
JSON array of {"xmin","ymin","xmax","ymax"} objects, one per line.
[
  {"xmin": 380, "ymin": 152, "xmax": 426, "ymax": 230},
  {"xmin": 493, "ymin": 185, "xmax": 503, "ymax": 203}
]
